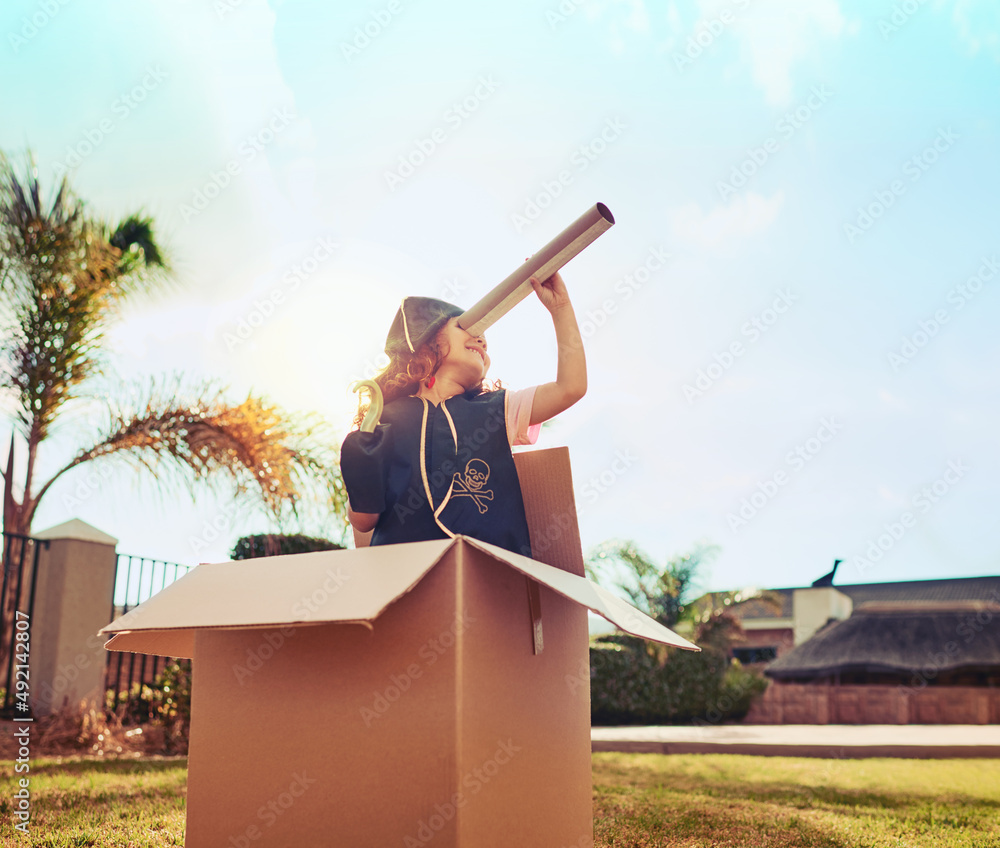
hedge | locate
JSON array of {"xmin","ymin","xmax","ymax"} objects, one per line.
[
  {"xmin": 231, "ymin": 533, "xmax": 343, "ymax": 560},
  {"xmin": 590, "ymin": 633, "xmax": 768, "ymax": 725}
]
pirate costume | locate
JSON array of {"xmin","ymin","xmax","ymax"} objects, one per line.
[{"xmin": 341, "ymin": 297, "xmax": 535, "ymax": 557}]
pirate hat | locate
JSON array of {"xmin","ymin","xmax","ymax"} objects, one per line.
[{"xmin": 385, "ymin": 296, "xmax": 464, "ymax": 356}]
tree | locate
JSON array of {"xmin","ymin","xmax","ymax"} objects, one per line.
[
  {"xmin": 0, "ymin": 156, "xmax": 347, "ymax": 539},
  {"xmin": 586, "ymin": 539, "xmax": 720, "ymax": 629},
  {"xmin": 586, "ymin": 539, "xmax": 774, "ymax": 723},
  {"xmin": 586, "ymin": 539, "xmax": 782, "ymax": 640}
]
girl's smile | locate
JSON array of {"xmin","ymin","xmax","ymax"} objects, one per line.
[{"xmin": 437, "ymin": 318, "xmax": 490, "ymax": 385}]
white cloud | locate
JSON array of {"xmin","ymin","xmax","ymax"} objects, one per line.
[
  {"xmin": 700, "ymin": 473, "xmax": 753, "ymax": 494},
  {"xmin": 668, "ymin": 190, "xmax": 785, "ymax": 247},
  {"xmin": 878, "ymin": 388, "xmax": 909, "ymax": 412},
  {"xmin": 582, "ymin": 0, "xmax": 651, "ymax": 51},
  {"xmin": 661, "ymin": 1, "xmax": 682, "ymax": 51},
  {"xmin": 728, "ymin": 0, "xmax": 846, "ymax": 106},
  {"xmin": 877, "ymin": 484, "xmax": 907, "ymax": 507},
  {"xmin": 624, "ymin": 0, "xmax": 651, "ymax": 32},
  {"xmin": 952, "ymin": 0, "xmax": 1000, "ymax": 61}
]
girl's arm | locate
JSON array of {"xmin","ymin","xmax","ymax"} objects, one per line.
[
  {"xmin": 341, "ymin": 427, "xmax": 386, "ymax": 546},
  {"xmin": 352, "ymin": 526, "xmax": 374, "ymax": 548},
  {"xmin": 348, "ymin": 504, "xmax": 377, "ymax": 547},
  {"xmin": 348, "ymin": 502, "xmax": 379, "ymax": 534},
  {"xmin": 528, "ymin": 271, "xmax": 587, "ymax": 425}
]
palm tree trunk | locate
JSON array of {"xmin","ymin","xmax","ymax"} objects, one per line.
[
  {"xmin": 3, "ymin": 434, "xmax": 18, "ymax": 536},
  {"xmin": 2, "ymin": 436, "xmax": 33, "ymax": 537}
]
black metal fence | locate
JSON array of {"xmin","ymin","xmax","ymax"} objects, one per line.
[
  {"xmin": 0, "ymin": 531, "xmax": 192, "ymax": 720},
  {"xmin": 104, "ymin": 553, "xmax": 192, "ymax": 715},
  {"xmin": 0, "ymin": 533, "xmax": 49, "ymax": 715}
]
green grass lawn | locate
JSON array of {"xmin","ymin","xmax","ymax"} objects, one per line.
[
  {"xmin": 593, "ymin": 753, "xmax": 1000, "ymax": 847},
  {"xmin": 1, "ymin": 754, "xmax": 998, "ymax": 846},
  {"xmin": 0, "ymin": 757, "xmax": 187, "ymax": 847}
]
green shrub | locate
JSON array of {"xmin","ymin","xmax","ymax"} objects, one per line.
[
  {"xmin": 590, "ymin": 634, "xmax": 768, "ymax": 725},
  {"xmin": 104, "ymin": 659, "xmax": 191, "ymax": 753},
  {"xmin": 152, "ymin": 658, "xmax": 191, "ymax": 746},
  {"xmin": 231, "ymin": 533, "xmax": 343, "ymax": 559}
]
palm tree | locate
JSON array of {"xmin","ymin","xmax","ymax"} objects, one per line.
[
  {"xmin": 586, "ymin": 540, "xmax": 720, "ymax": 629},
  {"xmin": 586, "ymin": 539, "xmax": 776, "ymax": 722},
  {"xmin": 586, "ymin": 539, "xmax": 782, "ymax": 649},
  {"xmin": 0, "ymin": 156, "xmax": 346, "ymax": 540}
]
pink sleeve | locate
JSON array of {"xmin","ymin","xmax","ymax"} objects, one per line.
[{"xmin": 505, "ymin": 387, "xmax": 542, "ymax": 447}]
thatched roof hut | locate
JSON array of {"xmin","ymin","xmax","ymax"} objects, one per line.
[
  {"xmin": 765, "ymin": 602, "xmax": 1000, "ymax": 686},
  {"xmin": 732, "ymin": 576, "xmax": 1000, "ymax": 624}
]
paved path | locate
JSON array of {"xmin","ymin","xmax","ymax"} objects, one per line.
[{"xmin": 591, "ymin": 724, "xmax": 1000, "ymax": 758}]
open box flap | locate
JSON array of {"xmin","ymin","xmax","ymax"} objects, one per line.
[
  {"xmin": 100, "ymin": 539, "xmax": 456, "ymax": 654},
  {"xmin": 464, "ymin": 537, "xmax": 700, "ymax": 651},
  {"xmin": 104, "ymin": 628, "xmax": 197, "ymax": 659},
  {"xmin": 101, "ymin": 536, "xmax": 698, "ymax": 656}
]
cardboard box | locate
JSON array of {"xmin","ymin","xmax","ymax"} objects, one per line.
[{"xmin": 101, "ymin": 448, "xmax": 697, "ymax": 847}]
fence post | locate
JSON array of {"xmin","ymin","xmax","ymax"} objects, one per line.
[{"xmin": 29, "ymin": 519, "xmax": 117, "ymax": 717}]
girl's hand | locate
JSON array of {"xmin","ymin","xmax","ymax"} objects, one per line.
[
  {"xmin": 529, "ymin": 270, "xmax": 571, "ymax": 313},
  {"xmin": 525, "ymin": 267, "xmax": 587, "ymax": 425}
]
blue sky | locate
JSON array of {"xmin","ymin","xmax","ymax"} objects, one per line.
[{"xmin": 1, "ymin": 0, "xmax": 998, "ymax": 598}]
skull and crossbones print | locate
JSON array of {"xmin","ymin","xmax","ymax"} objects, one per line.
[{"xmin": 451, "ymin": 458, "xmax": 494, "ymax": 514}]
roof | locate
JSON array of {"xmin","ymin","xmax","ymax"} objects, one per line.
[
  {"xmin": 34, "ymin": 518, "xmax": 118, "ymax": 545},
  {"xmin": 730, "ymin": 591, "xmax": 794, "ymax": 619},
  {"xmin": 730, "ymin": 576, "xmax": 1000, "ymax": 622},
  {"xmin": 101, "ymin": 536, "xmax": 699, "ymax": 657},
  {"xmin": 765, "ymin": 603, "xmax": 1000, "ymax": 679}
]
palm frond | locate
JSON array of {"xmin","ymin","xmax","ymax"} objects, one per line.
[
  {"xmin": 586, "ymin": 540, "xmax": 719, "ymax": 627},
  {"xmin": 37, "ymin": 381, "xmax": 347, "ymax": 530},
  {"xmin": 109, "ymin": 214, "xmax": 165, "ymax": 271},
  {"xmin": 0, "ymin": 160, "xmax": 169, "ymax": 441}
]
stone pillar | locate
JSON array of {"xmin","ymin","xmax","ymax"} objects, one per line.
[{"xmin": 28, "ymin": 519, "xmax": 117, "ymax": 717}]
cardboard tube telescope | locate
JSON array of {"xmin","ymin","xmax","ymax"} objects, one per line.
[{"xmin": 458, "ymin": 202, "xmax": 615, "ymax": 337}]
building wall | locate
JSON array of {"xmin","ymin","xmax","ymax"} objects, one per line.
[
  {"xmin": 736, "ymin": 627, "xmax": 794, "ymax": 660},
  {"xmin": 746, "ymin": 683, "xmax": 1000, "ymax": 725}
]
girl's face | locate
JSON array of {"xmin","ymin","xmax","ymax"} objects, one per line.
[{"xmin": 435, "ymin": 318, "xmax": 490, "ymax": 387}]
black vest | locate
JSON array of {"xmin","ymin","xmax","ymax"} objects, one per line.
[{"xmin": 344, "ymin": 390, "xmax": 532, "ymax": 557}]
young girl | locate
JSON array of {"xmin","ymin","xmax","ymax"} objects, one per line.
[{"xmin": 340, "ymin": 271, "xmax": 586, "ymax": 556}]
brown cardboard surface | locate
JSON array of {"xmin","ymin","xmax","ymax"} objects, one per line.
[
  {"xmin": 513, "ymin": 446, "xmax": 585, "ymax": 576},
  {"xmin": 186, "ymin": 556, "xmax": 463, "ymax": 847},
  {"xmin": 455, "ymin": 543, "xmax": 592, "ymax": 846},
  {"xmin": 100, "ymin": 539, "xmax": 453, "ymax": 644},
  {"xmin": 104, "ymin": 628, "xmax": 195, "ymax": 659},
  {"xmin": 465, "ymin": 538, "xmax": 699, "ymax": 651},
  {"xmin": 183, "ymin": 542, "xmax": 592, "ymax": 847},
  {"xmin": 101, "ymin": 449, "xmax": 696, "ymax": 846},
  {"xmin": 101, "ymin": 535, "xmax": 697, "ymax": 653}
]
